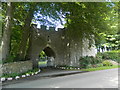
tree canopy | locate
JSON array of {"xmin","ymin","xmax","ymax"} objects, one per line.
[{"xmin": 60, "ymin": 3, "xmax": 118, "ymax": 42}]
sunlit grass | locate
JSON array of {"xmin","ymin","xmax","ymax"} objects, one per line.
[
  {"xmin": 80, "ymin": 65, "xmax": 119, "ymax": 71},
  {"xmin": 38, "ymin": 61, "xmax": 47, "ymax": 65},
  {"xmin": 0, "ymin": 60, "xmax": 2, "ymax": 64}
]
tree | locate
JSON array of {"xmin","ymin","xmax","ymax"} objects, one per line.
[
  {"xmin": 17, "ymin": 3, "xmax": 37, "ymax": 60},
  {"xmin": 94, "ymin": 2, "xmax": 119, "ymax": 51},
  {"xmin": 16, "ymin": 2, "xmax": 63, "ymax": 61},
  {"xmin": 60, "ymin": 2, "xmax": 118, "ymax": 46},
  {"xmin": 1, "ymin": 2, "xmax": 13, "ymax": 61}
]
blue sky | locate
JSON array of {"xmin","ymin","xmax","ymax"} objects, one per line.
[{"xmin": 33, "ymin": 12, "xmax": 66, "ymax": 31}]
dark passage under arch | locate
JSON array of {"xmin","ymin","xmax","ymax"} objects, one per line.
[
  {"xmin": 38, "ymin": 47, "xmax": 56, "ymax": 68},
  {"xmin": 43, "ymin": 47, "xmax": 56, "ymax": 58}
]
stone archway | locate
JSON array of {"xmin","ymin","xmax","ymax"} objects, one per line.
[
  {"xmin": 30, "ymin": 24, "xmax": 97, "ymax": 69},
  {"xmin": 38, "ymin": 46, "xmax": 56, "ymax": 67}
]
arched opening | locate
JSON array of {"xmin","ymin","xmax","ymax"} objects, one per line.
[
  {"xmin": 38, "ymin": 47, "xmax": 56, "ymax": 68},
  {"xmin": 43, "ymin": 47, "xmax": 55, "ymax": 58}
]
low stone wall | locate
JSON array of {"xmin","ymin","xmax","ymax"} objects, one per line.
[{"xmin": 2, "ymin": 60, "xmax": 33, "ymax": 75}]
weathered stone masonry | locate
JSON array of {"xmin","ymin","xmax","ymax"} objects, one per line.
[
  {"xmin": 2, "ymin": 61, "xmax": 32, "ymax": 74},
  {"xmin": 28, "ymin": 24, "xmax": 97, "ymax": 68}
]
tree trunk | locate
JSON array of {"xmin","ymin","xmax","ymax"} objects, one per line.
[
  {"xmin": 1, "ymin": 2, "xmax": 12, "ymax": 61},
  {"xmin": 17, "ymin": 4, "xmax": 36, "ymax": 60},
  {"xmin": 25, "ymin": 28, "xmax": 33, "ymax": 60}
]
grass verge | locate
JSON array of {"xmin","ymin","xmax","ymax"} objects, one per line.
[
  {"xmin": 0, "ymin": 68, "xmax": 39, "ymax": 78},
  {"xmin": 80, "ymin": 65, "xmax": 120, "ymax": 72},
  {"xmin": 0, "ymin": 60, "xmax": 2, "ymax": 64}
]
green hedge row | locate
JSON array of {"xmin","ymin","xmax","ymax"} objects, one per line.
[
  {"xmin": 79, "ymin": 50, "xmax": 119, "ymax": 69},
  {"xmin": 97, "ymin": 50, "xmax": 120, "ymax": 63},
  {"xmin": 79, "ymin": 56, "xmax": 102, "ymax": 69}
]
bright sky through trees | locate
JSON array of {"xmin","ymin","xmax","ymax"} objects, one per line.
[{"xmin": 34, "ymin": 12, "xmax": 65, "ymax": 31}]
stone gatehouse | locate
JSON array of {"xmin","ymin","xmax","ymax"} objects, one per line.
[{"xmin": 28, "ymin": 24, "xmax": 97, "ymax": 68}]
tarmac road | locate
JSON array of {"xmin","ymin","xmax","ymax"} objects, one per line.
[{"xmin": 2, "ymin": 68, "xmax": 118, "ymax": 88}]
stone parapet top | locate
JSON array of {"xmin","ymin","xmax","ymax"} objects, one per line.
[{"xmin": 31, "ymin": 24, "xmax": 66, "ymax": 31}]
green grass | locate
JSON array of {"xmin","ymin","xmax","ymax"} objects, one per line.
[
  {"xmin": 0, "ymin": 68, "xmax": 39, "ymax": 78},
  {"xmin": 80, "ymin": 65, "xmax": 120, "ymax": 71},
  {"xmin": 2, "ymin": 73, "xmax": 20, "ymax": 78},
  {"xmin": 38, "ymin": 61, "xmax": 47, "ymax": 65},
  {"xmin": 0, "ymin": 60, "xmax": 2, "ymax": 64}
]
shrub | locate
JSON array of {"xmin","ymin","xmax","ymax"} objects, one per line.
[
  {"xmin": 102, "ymin": 60, "xmax": 113, "ymax": 66},
  {"xmin": 2, "ymin": 73, "xmax": 19, "ymax": 78},
  {"xmin": 96, "ymin": 53, "xmax": 103, "ymax": 60},
  {"xmin": 96, "ymin": 63, "xmax": 103, "ymax": 67},
  {"xmin": 0, "ymin": 60, "xmax": 2, "ymax": 64},
  {"xmin": 79, "ymin": 56, "xmax": 90, "ymax": 68},
  {"xmin": 79, "ymin": 56, "xmax": 103, "ymax": 69},
  {"xmin": 3, "ymin": 55, "xmax": 15, "ymax": 63},
  {"xmin": 98, "ymin": 50, "xmax": 120, "ymax": 63},
  {"xmin": 1, "ymin": 68, "xmax": 40, "ymax": 78},
  {"xmin": 86, "ymin": 64, "xmax": 92, "ymax": 68}
]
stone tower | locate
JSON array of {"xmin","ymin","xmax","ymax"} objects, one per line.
[{"xmin": 28, "ymin": 24, "xmax": 97, "ymax": 68}]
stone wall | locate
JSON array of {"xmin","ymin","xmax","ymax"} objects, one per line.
[
  {"xmin": 2, "ymin": 60, "xmax": 33, "ymax": 74},
  {"xmin": 29, "ymin": 24, "xmax": 97, "ymax": 68},
  {"xmin": 82, "ymin": 39, "xmax": 97, "ymax": 57}
]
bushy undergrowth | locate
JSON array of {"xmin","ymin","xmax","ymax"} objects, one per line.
[
  {"xmin": 3, "ymin": 55, "xmax": 15, "ymax": 63},
  {"xmin": 97, "ymin": 50, "xmax": 120, "ymax": 63},
  {"xmin": 0, "ymin": 60, "xmax": 2, "ymax": 64},
  {"xmin": 1, "ymin": 68, "xmax": 39, "ymax": 78},
  {"xmin": 79, "ymin": 50, "xmax": 119, "ymax": 69},
  {"xmin": 79, "ymin": 56, "xmax": 102, "ymax": 69},
  {"xmin": 102, "ymin": 60, "xmax": 113, "ymax": 66}
]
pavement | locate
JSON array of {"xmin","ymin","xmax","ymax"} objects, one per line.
[
  {"xmin": 2, "ymin": 68, "xmax": 118, "ymax": 88},
  {"xmin": 2, "ymin": 68, "xmax": 87, "ymax": 86}
]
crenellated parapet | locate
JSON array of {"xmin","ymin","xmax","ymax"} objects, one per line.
[{"xmin": 31, "ymin": 24, "xmax": 65, "ymax": 32}]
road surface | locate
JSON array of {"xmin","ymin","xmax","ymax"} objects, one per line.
[{"xmin": 2, "ymin": 68, "xmax": 118, "ymax": 88}]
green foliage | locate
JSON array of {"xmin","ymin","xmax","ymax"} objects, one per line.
[
  {"xmin": 29, "ymin": 68, "xmax": 39, "ymax": 73},
  {"xmin": 96, "ymin": 63, "xmax": 103, "ymax": 67},
  {"xmin": 2, "ymin": 73, "xmax": 19, "ymax": 78},
  {"xmin": 38, "ymin": 61, "xmax": 47, "ymax": 65},
  {"xmin": 79, "ymin": 56, "xmax": 102, "ymax": 69},
  {"xmin": 86, "ymin": 64, "xmax": 93, "ymax": 68},
  {"xmin": 98, "ymin": 50, "xmax": 120, "ymax": 63},
  {"xmin": 3, "ymin": 55, "xmax": 15, "ymax": 63},
  {"xmin": 102, "ymin": 60, "xmax": 113, "ymax": 66},
  {"xmin": 0, "ymin": 60, "xmax": 2, "ymax": 64},
  {"xmin": 96, "ymin": 33, "xmax": 120, "ymax": 50},
  {"xmin": 2, "ymin": 2, "xmax": 64, "ymax": 62},
  {"xmin": 10, "ymin": 25, "xmax": 23, "ymax": 57},
  {"xmin": 80, "ymin": 50, "xmax": 120, "ymax": 69},
  {"xmin": 1, "ymin": 68, "xmax": 39, "ymax": 78},
  {"xmin": 96, "ymin": 52, "xmax": 103, "ymax": 60},
  {"xmin": 39, "ymin": 51, "xmax": 46, "ymax": 58},
  {"xmin": 62, "ymin": 2, "xmax": 118, "ymax": 45}
]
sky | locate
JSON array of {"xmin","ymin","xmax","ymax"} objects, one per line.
[{"xmin": 33, "ymin": 12, "xmax": 65, "ymax": 31}]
